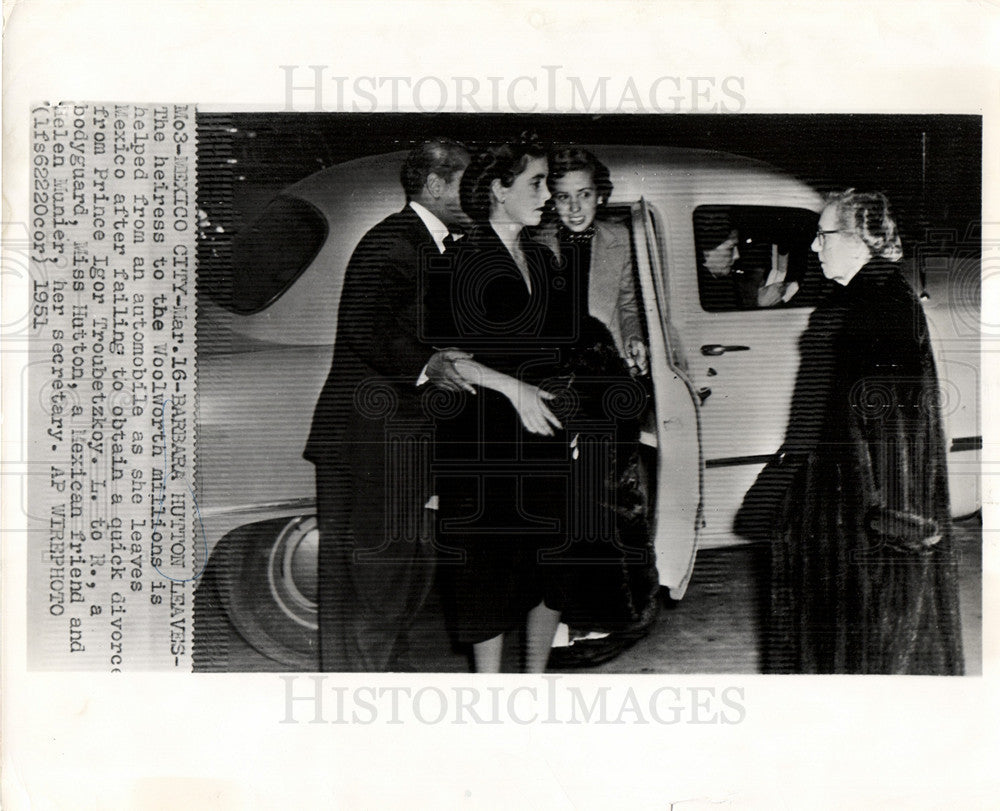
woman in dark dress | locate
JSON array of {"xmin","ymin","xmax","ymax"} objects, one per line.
[
  {"xmin": 767, "ymin": 190, "xmax": 964, "ymax": 674},
  {"xmin": 427, "ymin": 137, "xmax": 643, "ymax": 672}
]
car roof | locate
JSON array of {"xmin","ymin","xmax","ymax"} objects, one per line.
[
  {"xmin": 211, "ymin": 146, "xmax": 822, "ymax": 347},
  {"xmin": 289, "ymin": 145, "xmax": 821, "ymax": 211}
]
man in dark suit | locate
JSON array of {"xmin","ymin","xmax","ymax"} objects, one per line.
[{"xmin": 304, "ymin": 139, "xmax": 472, "ymax": 671}]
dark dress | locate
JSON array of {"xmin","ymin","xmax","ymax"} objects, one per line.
[
  {"xmin": 765, "ymin": 258, "xmax": 964, "ymax": 674},
  {"xmin": 426, "ymin": 225, "xmax": 645, "ymax": 644}
]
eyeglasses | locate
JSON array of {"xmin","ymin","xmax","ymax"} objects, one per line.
[{"xmin": 815, "ymin": 228, "xmax": 846, "ymax": 246}]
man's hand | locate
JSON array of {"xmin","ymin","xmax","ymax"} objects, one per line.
[
  {"xmin": 425, "ymin": 349, "xmax": 476, "ymax": 393},
  {"xmin": 625, "ymin": 337, "xmax": 649, "ymax": 376}
]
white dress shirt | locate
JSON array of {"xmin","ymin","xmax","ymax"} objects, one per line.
[
  {"xmin": 409, "ymin": 201, "xmax": 455, "ymax": 511},
  {"xmin": 409, "ymin": 201, "xmax": 456, "ymax": 388},
  {"xmin": 409, "ymin": 200, "xmax": 451, "ymax": 254}
]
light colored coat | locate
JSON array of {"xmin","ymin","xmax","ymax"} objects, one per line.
[{"xmin": 535, "ymin": 219, "xmax": 642, "ymax": 356}]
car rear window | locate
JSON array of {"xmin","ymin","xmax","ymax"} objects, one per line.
[{"xmin": 201, "ymin": 194, "xmax": 328, "ymax": 315}]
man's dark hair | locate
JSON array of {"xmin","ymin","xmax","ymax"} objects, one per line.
[{"xmin": 400, "ymin": 138, "xmax": 470, "ymax": 200}]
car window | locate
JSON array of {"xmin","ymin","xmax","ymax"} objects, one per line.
[
  {"xmin": 199, "ymin": 194, "xmax": 328, "ymax": 315},
  {"xmin": 693, "ymin": 205, "xmax": 832, "ymax": 312}
]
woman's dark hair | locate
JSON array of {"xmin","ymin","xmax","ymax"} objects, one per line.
[
  {"xmin": 693, "ymin": 206, "xmax": 737, "ymax": 259},
  {"xmin": 547, "ymin": 146, "xmax": 614, "ymax": 203},
  {"xmin": 460, "ymin": 133, "xmax": 548, "ymax": 223},
  {"xmin": 825, "ymin": 189, "xmax": 903, "ymax": 261}
]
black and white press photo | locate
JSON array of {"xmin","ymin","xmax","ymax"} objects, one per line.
[
  {"xmin": 188, "ymin": 113, "xmax": 982, "ymax": 676},
  {"xmin": 5, "ymin": 3, "xmax": 997, "ymax": 807}
]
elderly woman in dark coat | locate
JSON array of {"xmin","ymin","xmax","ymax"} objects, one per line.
[{"xmin": 766, "ymin": 190, "xmax": 964, "ymax": 674}]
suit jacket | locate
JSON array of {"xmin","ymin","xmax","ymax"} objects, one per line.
[
  {"xmin": 535, "ymin": 219, "xmax": 641, "ymax": 356},
  {"xmin": 304, "ymin": 205, "xmax": 439, "ymax": 475}
]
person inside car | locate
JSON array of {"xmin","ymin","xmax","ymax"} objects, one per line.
[{"xmin": 696, "ymin": 209, "xmax": 799, "ymax": 310}]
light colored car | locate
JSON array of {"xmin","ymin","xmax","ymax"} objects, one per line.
[{"xmin": 195, "ymin": 146, "xmax": 980, "ymax": 664}]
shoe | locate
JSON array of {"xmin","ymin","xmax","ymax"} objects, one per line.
[{"xmin": 546, "ymin": 626, "xmax": 651, "ymax": 669}]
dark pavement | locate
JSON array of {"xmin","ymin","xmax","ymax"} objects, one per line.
[{"xmin": 194, "ymin": 515, "xmax": 981, "ymax": 675}]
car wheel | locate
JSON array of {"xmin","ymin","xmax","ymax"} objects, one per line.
[{"xmin": 203, "ymin": 515, "xmax": 320, "ymax": 669}]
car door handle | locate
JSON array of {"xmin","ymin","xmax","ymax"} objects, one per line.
[{"xmin": 700, "ymin": 344, "xmax": 750, "ymax": 356}]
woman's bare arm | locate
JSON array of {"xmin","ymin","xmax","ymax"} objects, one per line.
[{"xmin": 451, "ymin": 358, "xmax": 562, "ymax": 436}]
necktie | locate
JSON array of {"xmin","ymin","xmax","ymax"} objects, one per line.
[{"xmin": 441, "ymin": 233, "xmax": 456, "ymax": 253}]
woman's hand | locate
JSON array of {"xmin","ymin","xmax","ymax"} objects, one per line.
[
  {"xmin": 625, "ymin": 337, "xmax": 649, "ymax": 376},
  {"xmin": 507, "ymin": 381, "xmax": 562, "ymax": 436},
  {"xmin": 450, "ymin": 358, "xmax": 562, "ymax": 435}
]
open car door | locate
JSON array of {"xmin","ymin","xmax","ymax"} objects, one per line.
[{"xmin": 632, "ymin": 200, "xmax": 703, "ymax": 599}]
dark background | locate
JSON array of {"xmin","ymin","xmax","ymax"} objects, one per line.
[{"xmin": 196, "ymin": 113, "xmax": 981, "ymax": 253}]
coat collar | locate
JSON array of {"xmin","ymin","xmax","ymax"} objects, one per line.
[
  {"xmin": 845, "ymin": 257, "xmax": 902, "ymax": 289},
  {"xmin": 463, "ymin": 223, "xmax": 550, "ymax": 289},
  {"xmin": 593, "ymin": 219, "xmax": 623, "ymax": 247}
]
